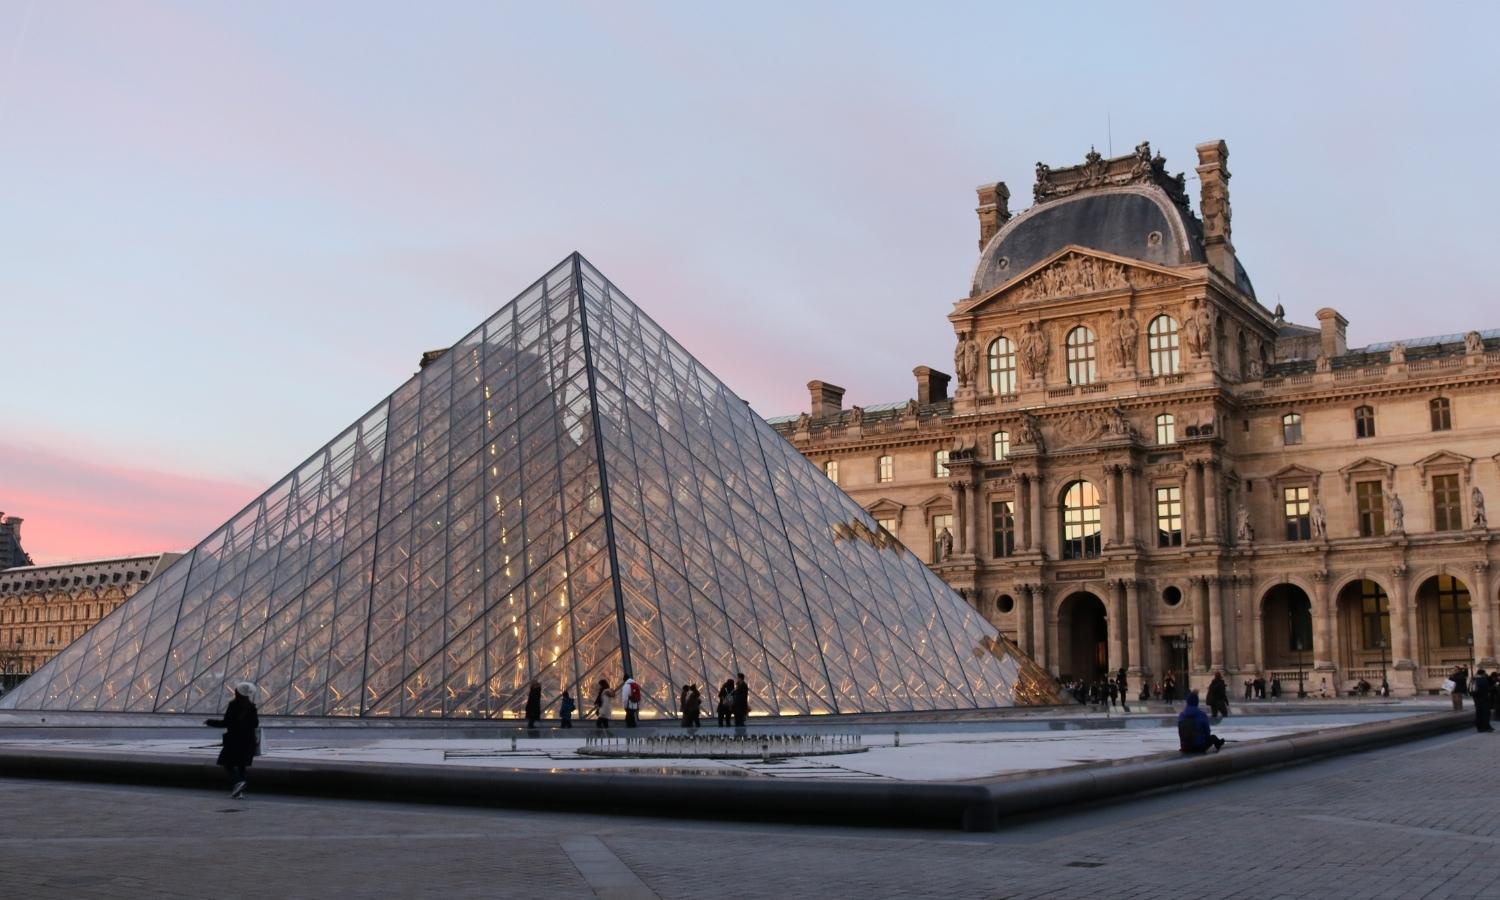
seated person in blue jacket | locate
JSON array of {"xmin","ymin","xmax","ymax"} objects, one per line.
[{"xmin": 1178, "ymin": 690, "xmax": 1226, "ymax": 753}]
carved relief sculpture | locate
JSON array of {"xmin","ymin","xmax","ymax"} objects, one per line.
[
  {"xmin": 1110, "ymin": 309, "xmax": 1140, "ymax": 369},
  {"xmin": 1020, "ymin": 320, "xmax": 1049, "ymax": 381},
  {"xmin": 1011, "ymin": 253, "xmax": 1131, "ymax": 302},
  {"xmin": 1473, "ymin": 486, "xmax": 1488, "ymax": 528}
]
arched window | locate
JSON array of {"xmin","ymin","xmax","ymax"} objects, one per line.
[
  {"xmin": 1282, "ymin": 412, "xmax": 1303, "ymax": 445},
  {"xmin": 1430, "ymin": 397, "xmax": 1452, "ymax": 431},
  {"xmin": 1354, "ymin": 405, "xmax": 1376, "ymax": 439},
  {"xmin": 992, "ymin": 430, "xmax": 1010, "ymax": 462},
  {"xmin": 1061, "ymin": 481, "xmax": 1102, "ymax": 560},
  {"xmin": 1147, "ymin": 315, "xmax": 1181, "ymax": 376},
  {"xmin": 988, "ymin": 337, "xmax": 1018, "ymax": 396},
  {"xmin": 1065, "ymin": 326, "xmax": 1097, "ymax": 386},
  {"xmin": 1155, "ymin": 413, "xmax": 1176, "ymax": 445}
]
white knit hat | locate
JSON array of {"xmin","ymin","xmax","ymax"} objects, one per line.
[{"xmin": 232, "ymin": 681, "xmax": 258, "ymax": 701}]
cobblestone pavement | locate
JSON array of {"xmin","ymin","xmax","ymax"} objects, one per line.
[{"xmin": 2, "ymin": 729, "xmax": 1497, "ymax": 899}]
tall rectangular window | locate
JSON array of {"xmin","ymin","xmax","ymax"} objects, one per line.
[
  {"xmin": 934, "ymin": 450, "xmax": 950, "ymax": 478},
  {"xmin": 1354, "ymin": 406, "xmax": 1376, "ymax": 439},
  {"xmin": 1156, "ymin": 486, "xmax": 1183, "ymax": 547},
  {"xmin": 1356, "ymin": 480, "xmax": 1385, "ymax": 537},
  {"xmin": 1359, "ymin": 581, "xmax": 1391, "ymax": 650},
  {"xmin": 824, "ymin": 460, "xmax": 839, "ymax": 484},
  {"xmin": 878, "ymin": 455, "xmax": 893, "ymax": 483},
  {"xmin": 992, "ymin": 431, "xmax": 1010, "ymax": 462},
  {"xmin": 1436, "ymin": 574, "xmax": 1473, "ymax": 646},
  {"xmin": 1432, "ymin": 474, "xmax": 1462, "ymax": 531},
  {"xmin": 1283, "ymin": 485, "xmax": 1312, "ymax": 541},
  {"xmin": 1282, "ymin": 413, "xmax": 1303, "ymax": 445},
  {"xmin": 991, "ymin": 501, "xmax": 1015, "ymax": 558},
  {"xmin": 931, "ymin": 513, "xmax": 953, "ymax": 562},
  {"xmin": 876, "ymin": 517, "xmax": 898, "ymax": 540},
  {"xmin": 1430, "ymin": 397, "xmax": 1452, "ymax": 431}
]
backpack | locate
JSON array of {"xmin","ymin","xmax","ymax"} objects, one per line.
[{"xmin": 629, "ymin": 682, "xmax": 641, "ymax": 704}]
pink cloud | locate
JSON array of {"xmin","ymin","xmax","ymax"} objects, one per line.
[{"xmin": 0, "ymin": 440, "xmax": 261, "ymax": 566}]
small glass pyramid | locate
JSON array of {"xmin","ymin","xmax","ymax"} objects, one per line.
[{"xmin": 1, "ymin": 255, "xmax": 1054, "ymax": 718}]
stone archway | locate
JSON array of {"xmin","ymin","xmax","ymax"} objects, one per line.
[
  {"xmin": 1260, "ymin": 584, "xmax": 1314, "ymax": 680},
  {"xmin": 1058, "ymin": 591, "xmax": 1108, "ymax": 681},
  {"xmin": 1334, "ymin": 579, "xmax": 1391, "ymax": 687},
  {"xmin": 1415, "ymin": 574, "xmax": 1474, "ymax": 687}
]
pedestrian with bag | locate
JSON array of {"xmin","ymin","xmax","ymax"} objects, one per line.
[
  {"xmin": 204, "ymin": 681, "xmax": 260, "ymax": 799},
  {"xmin": 559, "ymin": 689, "xmax": 576, "ymax": 728},
  {"xmin": 592, "ymin": 679, "xmax": 616, "ymax": 729},
  {"xmin": 623, "ymin": 675, "xmax": 641, "ymax": 728},
  {"xmin": 717, "ymin": 679, "xmax": 734, "ymax": 727}
]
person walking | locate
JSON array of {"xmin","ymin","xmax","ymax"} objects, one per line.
[
  {"xmin": 524, "ymin": 679, "xmax": 543, "ymax": 732},
  {"xmin": 204, "ymin": 681, "xmax": 259, "ymax": 799},
  {"xmin": 1177, "ymin": 690, "xmax": 1226, "ymax": 753},
  {"xmin": 623, "ymin": 676, "xmax": 641, "ymax": 728},
  {"xmin": 683, "ymin": 684, "xmax": 702, "ymax": 729},
  {"xmin": 717, "ymin": 679, "xmax": 735, "ymax": 727},
  {"xmin": 559, "ymin": 689, "xmax": 575, "ymax": 728},
  {"xmin": 592, "ymin": 679, "xmax": 616, "ymax": 729},
  {"xmin": 732, "ymin": 672, "xmax": 750, "ymax": 730},
  {"xmin": 1162, "ymin": 672, "xmax": 1177, "ymax": 704},
  {"xmin": 1206, "ymin": 670, "xmax": 1230, "ymax": 718},
  {"xmin": 1450, "ymin": 665, "xmax": 1468, "ymax": 711},
  {"xmin": 1471, "ymin": 669, "xmax": 1495, "ymax": 732},
  {"xmin": 1116, "ymin": 668, "xmax": 1130, "ymax": 713}
]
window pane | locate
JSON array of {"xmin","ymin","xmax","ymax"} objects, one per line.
[
  {"xmin": 1148, "ymin": 315, "xmax": 1180, "ymax": 376},
  {"xmin": 1062, "ymin": 481, "xmax": 1101, "ymax": 559},
  {"xmin": 1156, "ymin": 414, "xmax": 1175, "ymax": 445},
  {"xmin": 824, "ymin": 460, "xmax": 838, "ymax": 484},
  {"xmin": 1433, "ymin": 474, "xmax": 1461, "ymax": 531},
  {"xmin": 992, "ymin": 431, "xmax": 1010, "ymax": 462},
  {"xmin": 1430, "ymin": 398, "xmax": 1452, "ymax": 431},
  {"xmin": 1156, "ymin": 485, "xmax": 1182, "ymax": 547},
  {"xmin": 1283, "ymin": 486, "xmax": 1311, "ymax": 540},
  {"xmin": 991, "ymin": 501, "xmax": 1014, "ymax": 558},
  {"xmin": 1355, "ymin": 406, "xmax": 1376, "ymax": 439},
  {"xmin": 1282, "ymin": 413, "xmax": 1302, "ymax": 445},
  {"xmin": 878, "ymin": 455, "xmax": 893, "ymax": 483},
  {"xmin": 1356, "ymin": 481, "xmax": 1385, "ymax": 537},
  {"xmin": 988, "ymin": 337, "xmax": 1017, "ymax": 395},
  {"xmin": 934, "ymin": 450, "xmax": 950, "ymax": 478},
  {"xmin": 1066, "ymin": 327, "xmax": 1097, "ymax": 386}
]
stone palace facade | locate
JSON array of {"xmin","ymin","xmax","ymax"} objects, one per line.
[{"xmin": 773, "ymin": 140, "xmax": 1500, "ymax": 697}]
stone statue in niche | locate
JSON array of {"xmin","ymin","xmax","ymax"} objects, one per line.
[
  {"xmin": 1473, "ymin": 486, "xmax": 1488, "ymax": 529},
  {"xmin": 848, "ymin": 405, "xmax": 864, "ymax": 427},
  {"xmin": 1019, "ymin": 412, "xmax": 1045, "ymax": 450},
  {"xmin": 1388, "ymin": 491, "xmax": 1405, "ymax": 532},
  {"xmin": 1110, "ymin": 309, "xmax": 1140, "ymax": 369},
  {"xmin": 937, "ymin": 527, "xmax": 954, "ymax": 561},
  {"xmin": 1020, "ymin": 320, "xmax": 1049, "ymax": 380},
  {"xmin": 795, "ymin": 412, "xmax": 810, "ymax": 431},
  {"xmin": 954, "ymin": 333, "xmax": 981, "ymax": 388},
  {"xmin": 903, "ymin": 398, "xmax": 919, "ymax": 419},
  {"xmin": 1466, "ymin": 331, "xmax": 1484, "ymax": 355},
  {"xmin": 1311, "ymin": 496, "xmax": 1328, "ymax": 539},
  {"xmin": 1183, "ymin": 299, "xmax": 1213, "ymax": 358},
  {"xmin": 1247, "ymin": 356, "xmax": 1264, "ymax": 379},
  {"xmin": 1235, "ymin": 504, "xmax": 1254, "ymax": 543},
  {"xmin": 1389, "ymin": 342, "xmax": 1407, "ymax": 365}
]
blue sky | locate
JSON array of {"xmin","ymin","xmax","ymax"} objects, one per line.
[{"xmin": 2, "ymin": 1, "xmax": 1496, "ymax": 562}]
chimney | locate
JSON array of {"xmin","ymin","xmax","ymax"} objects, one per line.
[
  {"xmin": 807, "ymin": 380, "xmax": 845, "ymax": 420},
  {"xmin": 1194, "ymin": 140, "xmax": 1235, "ymax": 278},
  {"xmin": 975, "ymin": 182, "xmax": 1011, "ymax": 250},
  {"xmin": 912, "ymin": 366, "xmax": 951, "ymax": 406},
  {"xmin": 1315, "ymin": 308, "xmax": 1348, "ymax": 358}
]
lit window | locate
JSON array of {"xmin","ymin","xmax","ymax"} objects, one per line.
[
  {"xmin": 930, "ymin": 513, "xmax": 953, "ymax": 561},
  {"xmin": 1065, "ymin": 327, "xmax": 1098, "ymax": 386},
  {"xmin": 824, "ymin": 460, "xmax": 839, "ymax": 484},
  {"xmin": 877, "ymin": 455, "xmax": 893, "ymax": 483},
  {"xmin": 1148, "ymin": 315, "xmax": 1181, "ymax": 376},
  {"xmin": 1358, "ymin": 580, "xmax": 1390, "ymax": 649},
  {"xmin": 1061, "ymin": 481, "xmax": 1102, "ymax": 559},
  {"xmin": 991, "ymin": 501, "xmax": 1015, "ymax": 558},
  {"xmin": 1354, "ymin": 405, "xmax": 1376, "ymax": 439},
  {"xmin": 1156, "ymin": 486, "xmax": 1182, "ymax": 547},
  {"xmin": 1435, "ymin": 575, "xmax": 1473, "ymax": 646},
  {"xmin": 1283, "ymin": 486, "xmax": 1312, "ymax": 541},
  {"xmin": 933, "ymin": 450, "xmax": 950, "ymax": 478},
  {"xmin": 1430, "ymin": 397, "xmax": 1452, "ymax": 431},
  {"xmin": 1356, "ymin": 481, "xmax": 1385, "ymax": 537},
  {"xmin": 992, "ymin": 430, "xmax": 1010, "ymax": 462},
  {"xmin": 988, "ymin": 337, "xmax": 1018, "ymax": 395},
  {"xmin": 1282, "ymin": 412, "xmax": 1303, "ymax": 445},
  {"xmin": 1155, "ymin": 413, "xmax": 1176, "ymax": 445},
  {"xmin": 1432, "ymin": 474, "xmax": 1462, "ymax": 531},
  {"xmin": 875, "ymin": 517, "xmax": 898, "ymax": 540}
]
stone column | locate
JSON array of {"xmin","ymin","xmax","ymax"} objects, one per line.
[
  {"xmin": 1207, "ymin": 575, "xmax": 1225, "ymax": 671},
  {"xmin": 1032, "ymin": 584, "xmax": 1049, "ymax": 673},
  {"xmin": 1251, "ymin": 610, "xmax": 1264, "ymax": 674},
  {"xmin": 1030, "ymin": 477, "xmax": 1045, "ymax": 559},
  {"xmin": 952, "ymin": 483, "xmax": 967, "ymax": 555},
  {"xmin": 1204, "ymin": 461, "xmax": 1221, "ymax": 543},
  {"xmin": 1018, "ymin": 584, "xmax": 1035, "ymax": 655},
  {"xmin": 972, "ymin": 476, "xmax": 986, "ymax": 560},
  {"xmin": 1186, "ymin": 462, "xmax": 1202, "ymax": 543},
  {"xmin": 1191, "ymin": 575, "xmax": 1209, "ymax": 672},
  {"xmin": 1122, "ymin": 465, "xmax": 1138, "ymax": 547},
  {"xmin": 1101, "ymin": 466, "xmax": 1117, "ymax": 547},
  {"xmin": 1015, "ymin": 476, "xmax": 1032, "ymax": 552},
  {"xmin": 1312, "ymin": 570, "xmax": 1334, "ymax": 672},
  {"xmin": 1389, "ymin": 565, "xmax": 1418, "ymax": 697},
  {"xmin": 1125, "ymin": 579, "xmax": 1144, "ymax": 678},
  {"xmin": 1473, "ymin": 562, "xmax": 1494, "ymax": 666},
  {"xmin": 1109, "ymin": 579, "xmax": 1127, "ymax": 675}
]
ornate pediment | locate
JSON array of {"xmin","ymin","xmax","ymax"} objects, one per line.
[
  {"xmin": 1338, "ymin": 457, "xmax": 1396, "ymax": 492},
  {"xmin": 1002, "ymin": 249, "xmax": 1183, "ymax": 305},
  {"xmin": 1415, "ymin": 450, "xmax": 1474, "ymax": 487},
  {"xmin": 1271, "ymin": 464, "xmax": 1322, "ymax": 487}
]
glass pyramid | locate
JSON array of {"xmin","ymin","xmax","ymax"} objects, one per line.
[{"xmin": 1, "ymin": 255, "xmax": 1054, "ymax": 718}]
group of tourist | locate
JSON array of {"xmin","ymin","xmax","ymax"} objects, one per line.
[
  {"xmin": 1446, "ymin": 664, "xmax": 1497, "ymax": 731},
  {"xmin": 1063, "ymin": 668, "xmax": 1131, "ymax": 710},
  {"xmin": 519, "ymin": 673, "xmax": 752, "ymax": 731},
  {"xmin": 1241, "ymin": 675, "xmax": 1283, "ymax": 699}
]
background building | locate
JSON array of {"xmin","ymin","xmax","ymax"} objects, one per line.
[
  {"xmin": 774, "ymin": 140, "xmax": 1500, "ymax": 697},
  {"xmin": 0, "ymin": 513, "xmax": 32, "ymax": 569},
  {"xmin": 0, "ymin": 553, "xmax": 181, "ymax": 687}
]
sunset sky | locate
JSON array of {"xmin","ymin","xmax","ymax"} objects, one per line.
[{"xmin": 2, "ymin": 1, "xmax": 1496, "ymax": 564}]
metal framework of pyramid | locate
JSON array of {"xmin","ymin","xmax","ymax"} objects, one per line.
[{"xmin": 2, "ymin": 255, "xmax": 1053, "ymax": 719}]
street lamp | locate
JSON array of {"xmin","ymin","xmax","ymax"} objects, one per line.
[
  {"xmin": 1376, "ymin": 636, "xmax": 1389, "ymax": 696},
  {"xmin": 1293, "ymin": 636, "xmax": 1308, "ymax": 698}
]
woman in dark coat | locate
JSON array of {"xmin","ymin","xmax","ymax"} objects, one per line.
[
  {"xmin": 524, "ymin": 680, "xmax": 543, "ymax": 730},
  {"xmin": 205, "ymin": 682, "xmax": 259, "ymax": 799}
]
